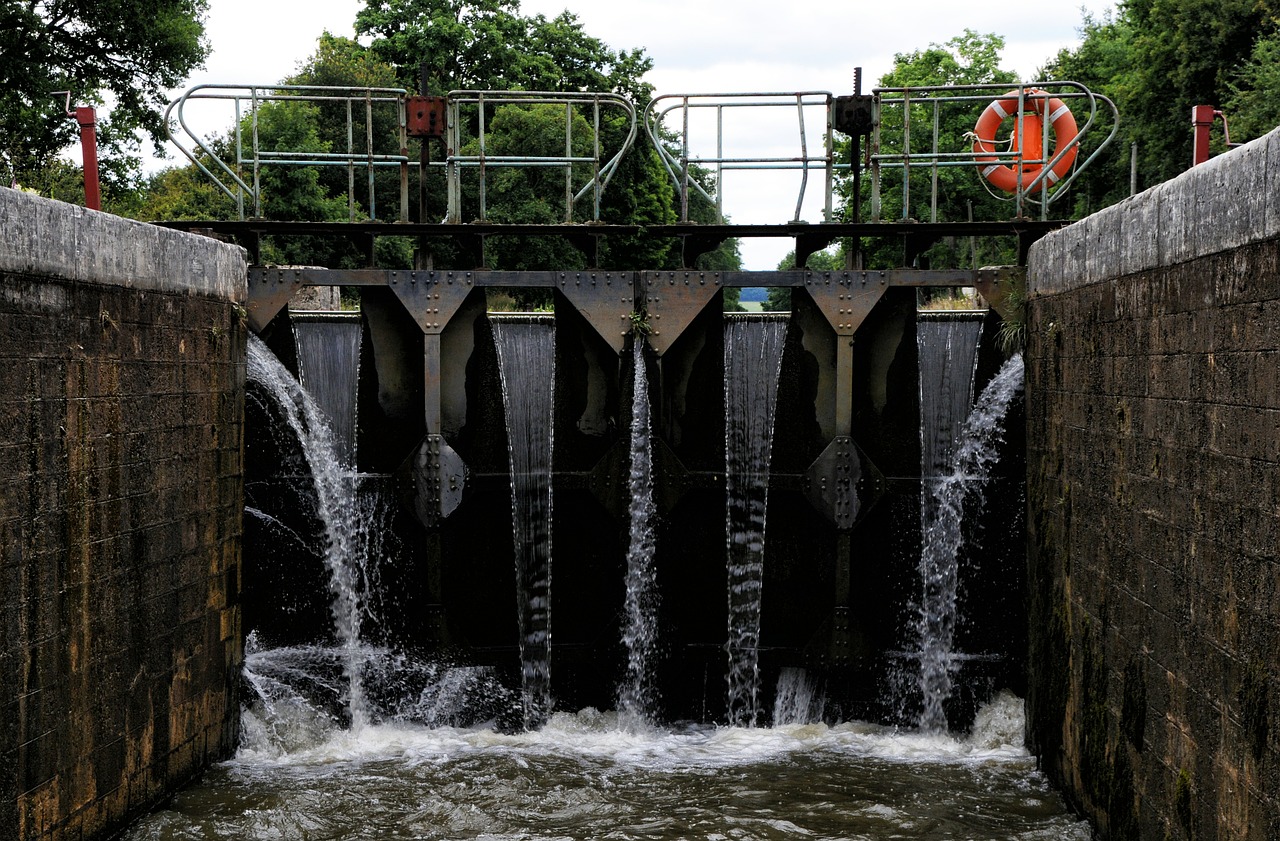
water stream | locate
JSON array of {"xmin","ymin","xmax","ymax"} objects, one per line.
[
  {"xmin": 913, "ymin": 341, "xmax": 1025, "ymax": 731},
  {"xmin": 246, "ymin": 335, "xmax": 372, "ymax": 727},
  {"xmin": 723, "ymin": 315, "xmax": 788, "ymax": 727},
  {"xmin": 618, "ymin": 338, "xmax": 660, "ymax": 725},
  {"xmin": 293, "ymin": 315, "xmax": 363, "ymax": 466},
  {"xmin": 492, "ymin": 316, "xmax": 557, "ymax": 730}
]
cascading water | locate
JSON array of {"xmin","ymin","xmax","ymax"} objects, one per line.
[
  {"xmin": 773, "ymin": 666, "xmax": 825, "ymax": 726},
  {"xmin": 723, "ymin": 314, "xmax": 788, "ymax": 727},
  {"xmin": 492, "ymin": 316, "xmax": 557, "ymax": 730},
  {"xmin": 618, "ymin": 338, "xmax": 659, "ymax": 725},
  {"xmin": 293, "ymin": 314, "xmax": 362, "ymax": 466},
  {"xmin": 913, "ymin": 344, "xmax": 1025, "ymax": 731},
  {"xmin": 245, "ymin": 334, "xmax": 372, "ymax": 727}
]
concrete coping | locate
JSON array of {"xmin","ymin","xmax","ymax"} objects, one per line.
[
  {"xmin": 1028, "ymin": 124, "xmax": 1280, "ymax": 297},
  {"xmin": 0, "ymin": 187, "xmax": 247, "ymax": 302}
]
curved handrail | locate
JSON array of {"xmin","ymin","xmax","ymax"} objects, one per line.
[
  {"xmin": 643, "ymin": 91, "xmax": 835, "ymax": 223},
  {"xmin": 440, "ymin": 90, "xmax": 637, "ymax": 223}
]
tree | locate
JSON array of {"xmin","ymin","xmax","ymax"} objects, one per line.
[
  {"xmin": 0, "ymin": 0, "xmax": 209, "ymax": 190},
  {"xmin": 1224, "ymin": 26, "xmax": 1280, "ymax": 143},
  {"xmin": 1042, "ymin": 1, "xmax": 1278, "ymax": 210}
]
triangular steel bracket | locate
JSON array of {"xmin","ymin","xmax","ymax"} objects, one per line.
[
  {"xmin": 640, "ymin": 271, "xmax": 723, "ymax": 356},
  {"xmin": 801, "ymin": 271, "xmax": 890, "ymax": 337},
  {"xmin": 387, "ymin": 270, "xmax": 479, "ymax": 335},
  {"xmin": 246, "ymin": 267, "xmax": 306, "ymax": 333},
  {"xmin": 555, "ymin": 271, "xmax": 636, "ymax": 355}
]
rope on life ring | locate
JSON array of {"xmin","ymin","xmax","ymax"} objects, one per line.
[{"xmin": 972, "ymin": 89, "xmax": 1078, "ymax": 194}]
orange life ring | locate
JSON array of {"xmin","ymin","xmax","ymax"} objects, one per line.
[{"xmin": 972, "ymin": 89, "xmax": 1078, "ymax": 193}]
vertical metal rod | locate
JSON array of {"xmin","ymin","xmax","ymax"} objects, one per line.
[
  {"xmin": 251, "ymin": 88, "xmax": 262, "ymax": 218},
  {"xmin": 564, "ymin": 101, "xmax": 573, "ymax": 223},
  {"xmin": 1013, "ymin": 87, "xmax": 1025, "ymax": 219},
  {"xmin": 1040, "ymin": 90, "xmax": 1050, "ymax": 221},
  {"xmin": 478, "ymin": 93, "xmax": 487, "ymax": 221},
  {"xmin": 366, "ymin": 91, "xmax": 377, "ymax": 220},
  {"xmin": 234, "ymin": 98, "xmax": 244, "ymax": 219},
  {"xmin": 794, "ymin": 95, "xmax": 809, "ymax": 223},
  {"xmin": 592, "ymin": 97, "xmax": 602, "ymax": 220},
  {"xmin": 900, "ymin": 90, "xmax": 910, "ymax": 221},
  {"xmin": 347, "ymin": 100, "xmax": 356, "ymax": 222},
  {"xmin": 870, "ymin": 96, "xmax": 881, "ymax": 221},
  {"xmin": 399, "ymin": 93, "xmax": 410, "ymax": 222},
  {"xmin": 929, "ymin": 100, "xmax": 939, "ymax": 223},
  {"xmin": 446, "ymin": 98, "xmax": 459, "ymax": 223},
  {"xmin": 824, "ymin": 94, "xmax": 834, "ymax": 223},
  {"xmin": 681, "ymin": 96, "xmax": 691, "ymax": 222},
  {"xmin": 716, "ymin": 104, "xmax": 724, "ymax": 220}
]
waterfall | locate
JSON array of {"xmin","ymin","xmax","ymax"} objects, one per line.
[
  {"xmin": 723, "ymin": 315, "xmax": 788, "ymax": 728},
  {"xmin": 293, "ymin": 315, "xmax": 362, "ymax": 466},
  {"xmin": 492, "ymin": 316, "xmax": 556, "ymax": 730},
  {"xmin": 773, "ymin": 666, "xmax": 825, "ymax": 726},
  {"xmin": 245, "ymin": 334, "xmax": 372, "ymax": 727},
  {"xmin": 913, "ymin": 345, "xmax": 1025, "ymax": 732},
  {"xmin": 618, "ymin": 338, "xmax": 659, "ymax": 726}
]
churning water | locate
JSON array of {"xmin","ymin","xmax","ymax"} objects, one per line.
[{"xmin": 122, "ymin": 681, "xmax": 1089, "ymax": 841}]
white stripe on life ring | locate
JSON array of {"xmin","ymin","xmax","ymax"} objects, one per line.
[{"xmin": 1049, "ymin": 103, "xmax": 1072, "ymax": 124}]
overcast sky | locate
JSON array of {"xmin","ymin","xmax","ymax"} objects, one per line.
[{"xmin": 170, "ymin": 0, "xmax": 1119, "ymax": 268}]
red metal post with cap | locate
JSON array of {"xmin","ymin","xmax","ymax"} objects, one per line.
[{"xmin": 52, "ymin": 92, "xmax": 100, "ymax": 210}]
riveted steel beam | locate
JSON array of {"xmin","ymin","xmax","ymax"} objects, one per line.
[{"xmin": 640, "ymin": 271, "xmax": 722, "ymax": 356}]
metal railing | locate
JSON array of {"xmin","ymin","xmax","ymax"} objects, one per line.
[
  {"xmin": 644, "ymin": 91, "xmax": 837, "ymax": 223},
  {"xmin": 870, "ymin": 81, "xmax": 1119, "ymax": 221},
  {"xmin": 165, "ymin": 84, "xmax": 412, "ymax": 221},
  {"xmin": 440, "ymin": 90, "xmax": 637, "ymax": 224},
  {"xmin": 166, "ymin": 81, "xmax": 1115, "ymax": 228}
]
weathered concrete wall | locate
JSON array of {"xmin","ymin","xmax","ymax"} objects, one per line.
[
  {"xmin": 0, "ymin": 188, "xmax": 247, "ymax": 840},
  {"xmin": 1026, "ymin": 130, "xmax": 1280, "ymax": 839}
]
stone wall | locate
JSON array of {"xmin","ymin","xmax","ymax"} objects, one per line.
[
  {"xmin": 0, "ymin": 188, "xmax": 247, "ymax": 840},
  {"xmin": 1025, "ymin": 130, "xmax": 1280, "ymax": 838}
]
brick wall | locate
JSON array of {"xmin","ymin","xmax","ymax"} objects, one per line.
[
  {"xmin": 1026, "ymin": 131, "xmax": 1280, "ymax": 839},
  {"xmin": 0, "ymin": 188, "xmax": 247, "ymax": 840}
]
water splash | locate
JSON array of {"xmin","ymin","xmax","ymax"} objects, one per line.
[
  {"xmin": 492, "ymin": 317, "xmax": 556, "ymax": 730},
  {"xmin": 773, "ymin": 666, "xmax": 825, "ymax": 726},
  {"xmin": 246, "ymin": 335, "xmax": 373, "ymax": 727},
  {"xmin": 618, "ymin": 339, "xmax": 660, "ymax": 726},
  {"xmin": 913, "ymin": 353, "xmax": 1025, "ymax": 731},
  {"xmin": 724, "ymin": 315, "xmax": 788, "ymax": 727}
]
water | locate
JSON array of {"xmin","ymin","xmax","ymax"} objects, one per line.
[
  {"xmin": 492, "ymin": 317, "xmax": 557, "ymax": 730},
  {"xmin": 618, "ymin": 339, "xmax": 660, "ymax": 725},
  {"xmin": 121, "ymin": 687, "xmax": 1090, "ymax": 841},
  {"xmin": 293, "ymin": 316, "xmax": 363, "ymax": 465},
  {"xmin": 723, "ymin": 315, "xmax": 788, "ymax": 727},
  {"xmin": 912, "ymin": 341, "xmax": 1025, "ymax": 732},
  {"xmin": 246, "ymin": 335, "xmax": 373, "ymax": 727}
]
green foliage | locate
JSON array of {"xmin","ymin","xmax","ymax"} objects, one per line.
[
  {"xmin": 356, "ymin": 0, "xmax": 654, "ymax": 98},
  {"xmin": 1043, "ymin": 2, "xmax": 1278, "ymax": 210},
  {"xmin": 1224, "ymin": 26, "xmax": 1280, "ymax": 142},
  {"xmin": 0, "ymin": 0, "xmax": 209, "ymax": 189}
]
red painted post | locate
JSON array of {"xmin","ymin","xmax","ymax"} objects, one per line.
[
  {"xmin": 1191, "ymin": 104, "xmax": 1216, "ymax": 167},
  {"xmin": 73, "ymin": 106, "xmax": 101, "ymax": 210}
]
